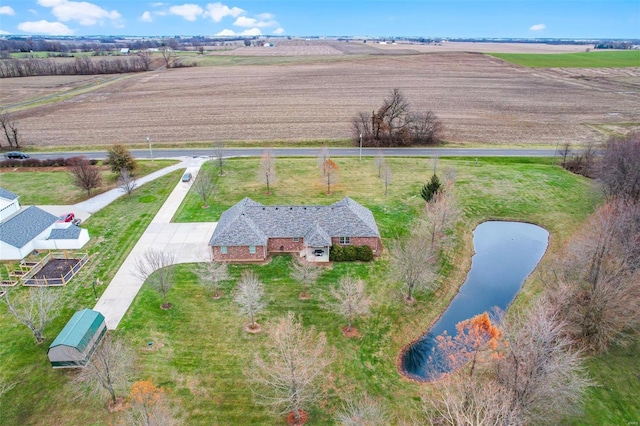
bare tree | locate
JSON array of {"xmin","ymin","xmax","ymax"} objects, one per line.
[
  {"xmin": 118, "ymin": 168, "xmax": 137, "ymax": 196},
  {"xmin": 198, "ymin": 259, "xmax": 229, "ymax": 299},
  {"xmin": 374, "ymin": 150, "xmax": 385, "ymax": 177},
  {"xmin": 251, "ymin": 312, "xmax": 333, "ymax": 424},
  {"xmin": 335, "ymin": 393, "xmax": 390, "ymax": 426},
  {"xmin": 407, "ymin": 111, "xmax": 443, "ymax": 145},
  {"xmin": 2, "ymin": 287, "xmax": 59, "ymax": 344},
  {"xmin": 382, "ymin": 165, "xmax": 393, "ymax": 196},
  {"xmin": 322, "ymin": 159, "xmax": 339, "ymax": 194},
  {"xmin": 289, "ymin": 256, "xmax": 321, "ymax": 299},
  {"xmin": 259, "ymin": 150, "xmax": 277, "ymax": 195},
  {"xmin": 159, "ymin": 45, "xmax": 175, "ymax": 68},
  {"xmin": 135, "ymin": 50, "xmax": 153, "ymax": 71},
  {"xmin": 317, "ymin": 144, "xmax": 330, "ymax": 176},
  {"xmin": 550, "ymin": 201, "xmax": 640, "ymax": 352},
  {"xmin": 74, "ymin": 334, "xmax": 134, "ymax": 408},
  {"xmin": 495, "ymin": 300, "xmax": 593, "ymax": 424},
  {"xmin": 213, "ymin": 141, "xmax": 225, "ymax": 176},
  {"xmin": 559, "ymin": 142, "xmax": 571, "ymax": 167},
  {"xmin": 234, "ymin": 270, "xmax": 266, "ymax": 331},
  {"xmin": 389, "ymin": 225, "xmax": 438, "ymax": 302},
  {"xmin": 598, "ymin": 132, "xmax": 640, "ymax": 203},
  {"xmin": 68, "ymin": 156, "xmax": 102, "ymax": 196},
  {"xmin": 192, "ymin": 168, "xmax": 217, "ymax": 208},
  {"xmin": 134, "ymin": 249, "xmax": 176, "ymax": 309},
  {"xmin": 0, "ymin": 109, "xmax": 20, "ymax": 148},
  {"xmin": 423, "ymin": 190, "xmax": 461, "ymax": 256},
  {"xmin": 323, "ymin": 275, "xmax": 371, "ymax": 333}
]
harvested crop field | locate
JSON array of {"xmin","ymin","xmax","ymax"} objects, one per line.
[{"xmin": 4, "ymin": 51, "xmax": 639, "ymax": 147}]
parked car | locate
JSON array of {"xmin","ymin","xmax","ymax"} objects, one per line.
[
  {"xmin": 58, "ymin": 212, "xmax": 75, "ymax": 223},
  {"xmin": 181, "ymin": 172, "xmax": 192, "ymax": 182},
  {"xmin": 5, "ymin": 151, "xmax": 30, "ymax": 159},
  {"xmin": 313, "ymin": 249, "xmax": 325, "ymax": 256}
]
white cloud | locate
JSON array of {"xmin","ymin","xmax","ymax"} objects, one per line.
[
  {"xmin": 37, "ymin": 0, "xmax": 121, "ymax": 26},
  {"xmin": 529, "ymin": 23, "xmax": 546, "ymax": 31},
  {"xmin": 205, "ymin": 2, "xmax": 245, "ymax": 22},
  {"xmin": 234, "ymin": 14, "xmax": 277, "ymax": 28},
  {"xmin": 0, "ymin": 6, "xmax": 15, "ymax": 15},
  {"xmin": 273, "ymin": 27, "xmax": 285, "ymax": 35},
  {"xmin": 18, "ymin": 20, "xmax": 74, "ymax": 35},
  {"xmin": 0, "ymin": 29, "xmax": 10, "ymax": 35},
  {"xmin": 169, "ymin": 3, "xmax": 203, "ymax": 21},
  {"xmin": 140, "ymin": 11, "xmax": 153, "ymax": 22},
  {"xmin": 215, "ymin": 27, "xmax": 262, "ymax": 36},
  {"xmin": 151, "ymin": 2, "xmax": 165, "ymax": 6}
]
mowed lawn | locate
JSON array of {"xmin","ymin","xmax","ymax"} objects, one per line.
[
  {"xmin": 2, "ymin": 156, "xmax": 636, "ymax": 425},
  {"xmin": 489, "ymin": 50, "xmax": 640, "ymax": 68}
]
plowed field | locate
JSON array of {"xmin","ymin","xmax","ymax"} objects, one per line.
[{"xmin": 3, "ymin": 50, "xmax": 639, "ymax": 147}]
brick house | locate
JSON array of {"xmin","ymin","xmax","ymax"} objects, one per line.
[{"xmin": 208, "ymin": 197, "xmax": 382, "ymax": 262}]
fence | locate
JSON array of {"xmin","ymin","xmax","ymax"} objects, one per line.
[{"xmin": 22, "ymin": 252, "xmax": 89, "ymax": 287}]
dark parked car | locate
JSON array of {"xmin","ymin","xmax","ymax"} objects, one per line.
[
  {"xmin": 5, "ymin": 151, "xmax": 29, "ymax": 159},
  {"xmin": 181, "ymin": 172, "xmax": 192, "ymax": 182}
]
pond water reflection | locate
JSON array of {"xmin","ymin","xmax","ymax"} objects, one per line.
[{"xmin": 401, "ymin": 221, "xmax": 549, "ymax": 381}]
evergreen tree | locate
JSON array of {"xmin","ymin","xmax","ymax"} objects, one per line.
[{"xmin": 421, "ymin": 174, "xmax": 442, "ymax": 203}]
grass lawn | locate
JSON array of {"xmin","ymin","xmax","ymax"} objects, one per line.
[
  {"xmin": 488, "ymin": 50, "xmax": 640, "ymax": 68},
  {"xmin": 0, "ymin": 160, "xmax": 177, "ymax": 205},
  {"xmin": 2, "ymin": 156, "xmax": 632, "ymax": 425}
]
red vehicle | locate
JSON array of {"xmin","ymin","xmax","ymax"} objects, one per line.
[{"xmin": 58, "ymin": 212, "xmax": 75, "ymax": 223}]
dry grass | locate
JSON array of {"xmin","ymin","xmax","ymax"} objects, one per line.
[{"xmin": 4, "ymin": 49, "xmax": 639, "ymax": 148}]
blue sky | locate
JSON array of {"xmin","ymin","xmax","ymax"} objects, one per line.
[{"xmin": 0, "ymin": 1, "xmax": 638, "ymax": 38}]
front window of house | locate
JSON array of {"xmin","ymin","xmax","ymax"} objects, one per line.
[
  {"xmin": 221, "ymin": 246, "xmax": 227, "ymax": 254},
  {"xmin": 249, "ymin": 245, "xmax": 256, "ymax": 254},
  {"xmin": 339, "ymin": 236, "xmax": 350, "ymax": 245},
  {"xmin": 293, "ymin": 237, "xmax": 299, "ymax": 242}
]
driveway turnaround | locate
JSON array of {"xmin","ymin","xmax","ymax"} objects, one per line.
[{"xmin": 94, "ymin": 157, "xmax": 217, "ymax": 329}]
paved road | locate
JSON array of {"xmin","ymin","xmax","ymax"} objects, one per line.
[{"xmin": 28, "ymin": 147, "xmax": 558, "ymax": 161}]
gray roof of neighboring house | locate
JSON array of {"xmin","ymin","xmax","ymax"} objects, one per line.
[
  {"xmin": 0, "ymin": 206, "xmax": 58, "ymax": 248},
  {"xmin": 209, "ymin": 197, "xmax": 380, "ymax": 247},
  {"xmin": 0, "ymin": 187, "xmax": 19, "ymax": 201},
  {"xmin": 49, "ymin": 225, "xmax": 82, "ymax": 240}
]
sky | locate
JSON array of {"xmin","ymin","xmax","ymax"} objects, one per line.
[{"xmin": 0, "ymin": 1, "xmax": 638, "ymax": 39}]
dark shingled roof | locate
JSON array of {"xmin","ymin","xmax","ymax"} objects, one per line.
[
  {"xmin": 49, "ymin": 225, "xmax": 82, "ymax": 240},
  {"xmin": 0, "ymin": 187, "xmax": 19, "ymax": 200},
  {"xmin": 0, "ymin": 206, "xmax": 58, "ymax": 248},
  {"xmin": 209, "ymin": 197, "xmax": 380, "ymax": 247}
]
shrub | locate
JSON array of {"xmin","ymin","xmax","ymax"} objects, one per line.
[
  {"xmin": 343, "ymin": 245, "xmax": 358, "ymax": 261},
  {"xmin": 356, "ymin": 245, "xmax": 374, "ymax": 262},
  {"xmin": 330, "ymin": 245, "xmax": 344, "ymax": 262}
]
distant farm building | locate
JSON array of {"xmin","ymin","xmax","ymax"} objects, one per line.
[{"xmin": 47, "ymin": 309, "xmax": 107, "ymax": 368}]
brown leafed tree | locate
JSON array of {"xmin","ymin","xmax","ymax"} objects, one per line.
[
  {"xmin": 68, "ymin": 156, "xmax": 102, "ymax": 196},
  {"xmin": 389, "ymin": 224, "xmax": 438, "ymax": 302},
  {"xmin": 192, "ymin": 168, "xmax": 217, "ymax": 208},
  {"xmin": 317, "ymin": 144, "xmax": 330, "ymax": 176},
  {"xmin": 118, "ymin": 168, "xmax": 137, "ymax": 196},
  {"xmin": 2, "ymin": 287, "xmax": 59, "ymax": 344},
  {"xmin": 124, "ymin": 380, "xmax": 178, "ymax": 426},
  {"xmin": 0, "ymin": 109, "xmax": 20, "ymax": 148},
  {"xmin": 251, "ymin": 312, "xmax": 333, "ymax": 424},
  {"xmin": 234, "ymin": 270, "xmax": 266, "ymax": 331},
  {"xmin": 289, "ymin": 256, "xmax": 321, "ymax": 299},
  {"xmin": 322, "ymin": 159, "xmax": 339, "ymax": 194},
  {"xmin": 134, "ymin": 249, "xmax": 176, "ymax": 309},
  {"xmin": 259, "ymin": 150, "xmax": 277, "ymax": 194},
  {"xmin": 323, "ymin": 275, "xmax": 371, "ymax": 334},
  {"xmin": 198, "ymin": 258, "xmax": 229, "ymax": 299},
  {"xmin": 107, "ymin": 144, "xmax": 137, "ymax": 175},
  {"xmin": 74, "ymin": 334, "xmax": 134, "ymax": 408}
]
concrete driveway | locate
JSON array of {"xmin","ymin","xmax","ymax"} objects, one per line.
[{"xmin": 93, "ymin": 157, "xmax": 218, "ymax": 329}]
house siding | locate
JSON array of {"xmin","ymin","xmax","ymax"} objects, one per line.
[
  {"xmin": 212, "ymin": 245, "xmax": 267, "ymax": 262},
  {"xmin": 267, "ymin": 237, "xmax": 305, "ymax": 253},
  {"xmin": 331, "ymin": 236, "xmax": 382, "ymax": 255}
]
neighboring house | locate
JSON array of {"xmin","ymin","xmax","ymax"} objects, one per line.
[
  {"xmin": 48, "ymin": 309, "xmax": 107, "ymax": 368},
  {"xmin": 209, "ymin": 197, "xmax": 382, "ymax": 262},
  {"xmin": 120, "ymin": 48, "xmax": 130, "ymax": 54},
  {"xmin": 0, "ymin": 187, "xmax": 90, "ymax": 260}
]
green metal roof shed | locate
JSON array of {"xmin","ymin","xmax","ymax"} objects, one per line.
[{"xmin": 48, "ymin": 309, "xmax": 107, "ymax": 368}]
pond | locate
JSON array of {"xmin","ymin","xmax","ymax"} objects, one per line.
[{"xmin": 400, "ymin": 221, "xmax": 549, "ymax": 381}]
